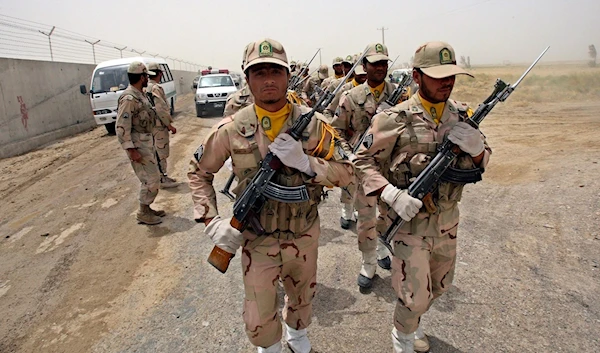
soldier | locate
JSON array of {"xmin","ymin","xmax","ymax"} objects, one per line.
[
  {"xmin": 224, "ymin": 42, "xmax": 255, "ymax": 117},
  {"xmin": 322, "ymin": 63, "xmax": 367, "ymax": 120},
  {"xmin": 290, "ymin": 60, "xmax": 298, "ymax": 75},
  {"xmin": 146, "ymin": 62, "xmax": 178, "ymax": 188},
  {"xmin": 301, "ymin": 64, "xmax": 328, "ymax": 107},
  {"xmin": 354, "ymin": 41, "xmax": 491, "ymax": 353},
  {"xmin": 332, "ymin": 43, "xmax": 397, "ymax": 291},
  {"xmin": 188, "ymin": 38, "xmax": 354, "ymax": 353},
  {"xmin": 320, "ymin": 56, "xmax": 344, "ymax": 89},
  {"xmin": 116, "ymin": 61, "xmax": 165, "ymax": 225}
]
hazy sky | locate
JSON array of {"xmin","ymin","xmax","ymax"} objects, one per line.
[{"xmin": 1, "ymin": 0, "xmax": 599, "ymax": 70}]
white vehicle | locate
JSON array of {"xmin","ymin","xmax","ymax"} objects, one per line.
[
  {"xmin": 195, "ymin": 69, "xmax": 238, "ymax": 117},
  {"xmin": 81, "ymin": 57, "xmax": 176, "ymax": 135}
]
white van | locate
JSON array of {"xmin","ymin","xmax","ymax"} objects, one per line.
[{"xmin": 82, "ymin": 57, "xmax": 176, "ymax": 135}]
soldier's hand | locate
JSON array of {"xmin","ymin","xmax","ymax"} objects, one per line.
[
  {"xmin": 268, "ymin": 133, "xmax": 315, "ymax": 176},
  {"xmin": 127, "ymin": 148, "xmax": 143, "ymax": 163},
  {"xmin": 205, "ymin": 215, "xmax": 243, "ymax": 254},
  {"xmin": 168, "ymin": 125, "xmax": 177, "ymax": 134},
  {"xmin": 448, "ymin": 122, "xmax": 484, "ymax": 157},
  {"xmin": 380, "ymin": 184, "xmax": 423, "ymax": 222}
]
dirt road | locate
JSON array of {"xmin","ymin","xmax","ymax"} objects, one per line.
[{"xmin": 0, "ymin": 92, "xmax": 598, "ymax": 352}]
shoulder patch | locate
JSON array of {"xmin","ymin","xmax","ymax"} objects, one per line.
[
  {"xmin": 194, "ymin": 144, "xmax": 204, "ymax": 162},
  {"xmin": 363, "ymin": 133, "xmax": 374, "ymax": 149},
  {"xmin": 124, "ymin": 94, "xmax": 134, "ymax": 101}
]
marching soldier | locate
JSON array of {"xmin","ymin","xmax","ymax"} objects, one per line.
[
  {"xmin": 332, "ymin": 43, "xmax": 397, "ymax": 290},
  {"xmin": 301, "ymin": 64, "xmax": 329, "ymax": 107},
  {"xmin": 354, "ymin": 41, "xmax": 491, "ymax": 352},
  {"xmin": 322, "ymin": 63, "xmax": 367, "ymax": 120},
  {"xmin": 146, "ymin": 62, "xmax": 178, "ymax": 188},
  {"xmin": 320, "ymin": 56, "xmax": 344, "ymax": 89},
  {"xmin": 116, "ymin": 62, "xmax": 165, "ymax": 225},
  {"xmin": 188, "ymin": 38, "xmax": 354, "ymax": 353}
]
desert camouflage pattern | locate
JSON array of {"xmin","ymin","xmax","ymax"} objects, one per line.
[
  {"xmin": 332, "ymin": 80, "xmax": 396, "ymax": 254},
  {"xmin": 322, "ymin": 80, "xmax": 355, "ymax": 120},
  {"xmin": 116, "ymin": 85, "xmax": 160, "ymax": 204},
  {"xmin": 188, "ymin": 102, "xmax": 354, "ymax": 346},
  {"xmin": 354, "ymin": 93, "xmax": 491, "ymax": 334},
  {"xmin": 147, "ymin": 80, "xmax": 173, "ymax": 174},
  {"xmin": 301, "ymin": 76, "xmax": 324, "ymax": 106},
  {"xmin": 334, "ymin": 81, "xmax": 396, "ymax": 160},
  {"xmin": 242, "ymin": 217, "xmax": 320, "ymax": 347},
  {"xmin": 224, "ymin": 84, "xmax": 254, "ymax": 117}
]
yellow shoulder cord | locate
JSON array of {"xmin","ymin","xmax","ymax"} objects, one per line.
[{"xmin": 311, "ymin": 122, "xmax": 340, "ymax": 160}]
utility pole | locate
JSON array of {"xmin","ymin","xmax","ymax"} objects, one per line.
[
  {"xmin": 377, "ymin": 26, "xmax": 388, "ymax": 44},
  {"xmin": 39, "ymin": 26, "xmax": 55, "ymax": 61},
  {"xmin": 85, "ymin": 39, "xmax": 101, "ymax": 64},
  {"xmin": 114, "ymin": 46, "xmax": 127, "ymax": 58},
  {"xmin": 131, "ymin": 49, "xmax": 146, "ymax": 57}
]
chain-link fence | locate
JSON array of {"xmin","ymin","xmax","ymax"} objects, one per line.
[{"xmin": 0, "ymin": 14, "xmax": 204, "ymax": 71}]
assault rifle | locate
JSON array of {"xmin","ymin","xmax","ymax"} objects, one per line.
[
  {"xmin": 207, "ymin": 48, "xmax": 369, "ymax": 273},
  {"xmin": 288, "ymin": 48, "xmax": 320, "ymax": 91},
  {"xmin": 352, "ymin": 73, "xmax": 414, "ymax": 154},
  {"xmin": 379, "ymin": 47, "xmax": 550, "ymax": 255}
]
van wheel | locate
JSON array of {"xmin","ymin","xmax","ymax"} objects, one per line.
[
  {"xmin": 196, "ymin": 105, "xmax": 203, "ymax": 118},
  {"xmin": 170, "ymin": 98, "xmax": 175, "ymax": 116},
  {"xmin": 105, "ymin": 122, "xmax": 116, "ymax": 135}
]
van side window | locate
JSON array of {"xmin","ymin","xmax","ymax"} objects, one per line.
[
  {"xmin": 161, "ymin": 64, "xmax": 173, "ymax": 82},
  {"xmin": 159, "ymin": 66, "xmax": 167, "ymax": 84}
]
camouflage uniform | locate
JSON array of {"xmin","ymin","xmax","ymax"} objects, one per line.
[
  {"xmin": 224, "ymin": 84, "xmax": 254, "ymax": 117},
  {"xmin": 147, "ymin": 78, "xmax": 173, "ymax": 176},
  {"xmin": 188, "ymin": 38, "xmax": 354, "ymax": 352},
  {"xmin": 320, "ymin": 56, "xmax": 344, "ymax": 90},
  {"xmin": 354, "ymin": 41, "xmax": 491, "ymax": 352},
  {"xmin": 116, "ymin": 84, "xmax": 159, "ymax": 206}
]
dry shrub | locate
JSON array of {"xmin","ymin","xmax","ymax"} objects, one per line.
[{"xmin": 452, "ymin": 64, "xmax": 600, "ymax": 105}]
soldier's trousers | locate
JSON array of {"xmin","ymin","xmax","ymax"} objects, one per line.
[
  {"xmin": 153, "ymin": 126, "xmax": 170, "ymax": 175},
  {"xmin": 391, "ymin": 221, "xmax": 458, "ymax": 334},
  {"xmin": 354, "ymin": 183, "xmax": 386, "ymax": 254},
  {"xmin": 128, "ymin": 135, "xmax": 160, "ymax": 205},
  {"xmin": 241, "ymin": 219, "xmax": 320, "ymax": 348}
]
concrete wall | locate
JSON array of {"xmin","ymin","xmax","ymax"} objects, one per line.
[{"xmin": 0, "ymin": 58, "xmax": 196, "ymax": 159}]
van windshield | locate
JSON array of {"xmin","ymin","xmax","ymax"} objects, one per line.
[
  {"xmin": 91, "ymin": 64, "xmax": 129, "ymax": 93},
  {"xmin": 199, "ymin": 76, "xmax": 234, "ymax": 88}
]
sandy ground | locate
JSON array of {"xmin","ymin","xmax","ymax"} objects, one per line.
[{"xmin": 0, "ymin": 85, "xmax": 598, "ymax": 353}]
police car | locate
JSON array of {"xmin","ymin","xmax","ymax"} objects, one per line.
[{"xmin": 194, "ymin": 69, "xmax": 238, "ymax": 117}]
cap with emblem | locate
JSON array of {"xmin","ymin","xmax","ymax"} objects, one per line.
[
  {"xmin": 243, "ymin": 38, "xmax": 289, "ymax": 72},
  {"xmin": 128, "ymin": 61, "xmax": 153, "ymax": 75},
  {"xmin": 318, "ymin": 64, "xmax": 329, "ymax": 79},
  {"xmin": 342, "ymin": 54, "xmax": 354, "ymax": 65},
  {"xmin": 413, "ymin": 41, "xmax": 473, "ymax": 79},
  {"xmin": 146, "ymin": 62, "xmax": 161, "ymax": 75},
  {"xmin": 355, "ymin": 64, "xmax": 366, "ymax": 76},
  {"xmin": 332, "ymin": 57, "xmax": 344, "ymax": 66},
  {"xmin": 364, "ymin": 43, "xmax": 389, "ymax": 63}
]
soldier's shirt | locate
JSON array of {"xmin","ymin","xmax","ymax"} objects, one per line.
[
  {"xmin": 116, "ymin": 85, "xmax": 155, "ymax": 150},
  {"xmin": 417, "ymin": 92, "xmax": 445, "ymax": 125},
  {"xmin": 255, "ymin": 103, "xmax": 292, "ymax": 141},
  {"xmin": 147, "ymin": 79, "xmax": 172, "ymax": 128}
]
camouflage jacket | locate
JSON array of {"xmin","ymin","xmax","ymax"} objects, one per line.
[
  {"xmin": 223, "ymin": 84, "xmax": 254, "ymax": 117},
  {"xmin": 116, "ymin": 85, "xmax": 156, "ymax": 150},
  {"xmin": 354, "ymin": 94, "xmax": 492, "ymax": 235},
  {"xmin": 188, "ymin": 103, "xmax": 355, "ymax": 235},
  {"xmin": 332, "ymin": 81, "xmax": 396, "ymax": 157},
  {"xmin": 147, "ymin": 79, "xmax": 172, "ymax": 128}
]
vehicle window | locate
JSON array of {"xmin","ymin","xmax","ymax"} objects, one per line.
[
  {"xmin": 161, "ymin": 64, "xmax": 173, "ymax": 82},
  {"xmin": 199, "ymin": 76, "xmax": 234, "ymax": 88},
  {"xmin": 91, "ymin": 64, "xmax": 129, "ymax": 93}
]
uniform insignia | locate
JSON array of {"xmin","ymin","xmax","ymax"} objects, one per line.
[
  {"xmin": 259, "ymin": 41, "xmax": 273, "ymax": 57},
  {"xmin": 194, "ymin": 144, "xmax": 204, "ymax": 162},
  {"xmin": 363, "ymin": 133, "xmax": 374, "ymax": 149},
  {"xmin": 345, "ymin": 55, "xmax": 353, "ymax": 61},
  {"xmin": 373, "ymin": 90, "xmax": 381, "ymax": 100},
  {"xmin": 375, "ymin": 43, "xmax": 384, "ymax": 53},
  {"xmin": 123, "ymin": 112, "xmax": 129, "ymax": 119},
  {"xmin": 448, "ymin": 104, "xmax": 457, "ymax": 113},
  {"xmin": 411, "ymin": 106, "xmax": 419, "ymax": 112},
  {"xmin": 334, "ymin": 107, "xmax": 341, "ymax": 117},
  {"xmin": 439, "ymin": 48, "xmax": 453, "ymax": 64},
  {"xmin": 261, "ymin": 116, "xmax": 272, "ymax": 130}
]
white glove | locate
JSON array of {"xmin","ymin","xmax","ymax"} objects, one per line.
[
  {"xmin": 205, "ymin": 215, "xmax": 243, "ymax": 254},
  {"xmin": 447, "ymin": 122, "xmax": 485, "ymax": 157},
  {"xmin": 268, "ymin": 133, "xmax": 315, "ymax": 176},
  {"xmin": 224, "ymin": 157, "xmax": 233, "ymax": 172},
  {"xmin": 380, "ymin": 184, "xmax": 423, "ymax": 222}
]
